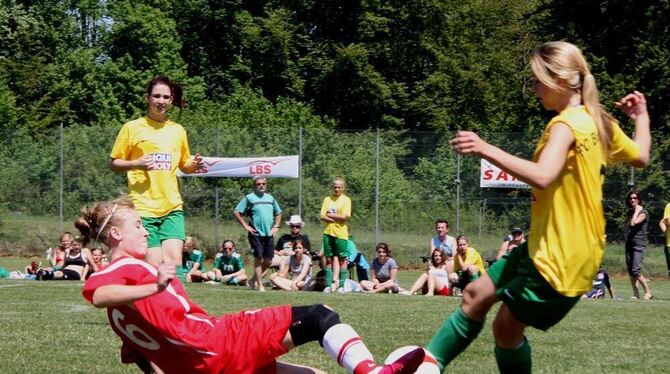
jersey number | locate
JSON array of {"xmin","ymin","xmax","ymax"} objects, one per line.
[{"xmin": 112, "ymin": 308, "xmax": 160, "ymax": 350}]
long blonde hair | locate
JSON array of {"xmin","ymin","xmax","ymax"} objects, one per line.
[{"xmin": 530, "ymin": 41, "xmax": 614, "ymax": 154}]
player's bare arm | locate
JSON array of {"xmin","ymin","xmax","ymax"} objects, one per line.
[{"xmin": 451, "ymin": 122, "xmax": 574, "ymax": 189}]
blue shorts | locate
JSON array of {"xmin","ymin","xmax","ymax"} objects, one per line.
[{"xmin": 249, "ymin": 234, "xmax": 274, "ymax": 259}]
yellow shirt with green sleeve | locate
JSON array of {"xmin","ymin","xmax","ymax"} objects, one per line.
[
  {"xmin": 529, "ymin": 106, "xmax": 640, "ymax": 297},
  {"xmin": 320, "ymin": 194, "xmax": 352, "ymax": 240},
  {"xmin": 454, "ymin": 247, "xmax": 485, "ymax": 274},
  {"xmin": 110, "ymin": 117, "xmax": 192, "ymax": 217}
]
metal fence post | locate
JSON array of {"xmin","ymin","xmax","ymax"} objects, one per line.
[
  {"xmin": 455, "ymin": 153, "xmax": 461, "ymax": 234},
  {"xmin": 214, "ymin": 126, "xmax": 220, "ymax": 247},
  {"xmin": 299, "ymin": 126, "xmax": 303, "ymax": 217},
  {"xmin": 375, "ymin": 128, "xmax": 380, "ymax": 244},
  {"xmin": 59, "ymin": 123, "xmax": 64, "ymax": 234}
]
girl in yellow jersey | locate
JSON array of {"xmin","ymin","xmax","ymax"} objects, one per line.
[
  {"xmin": 109, "ymin": 76, "xmax": 206, "ymax": 281},
  {"xmin": 425, "ymin": 42, "xmax": 651, "ymax": 373}
]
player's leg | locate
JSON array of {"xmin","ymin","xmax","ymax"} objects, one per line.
[
  {"xmin": 492, "ymin": 304, "xmax": 531, "ymax": 374},
  {"xmin": 274, "ymin": 362, "xmax": 327, "ymax": 374},
  {"xmin": 406, "ymin": 273, "xmax": 429, "ymax": 295},
  {"xmin": 156, "ymin": 211, "xmax": 187, "ymax": 280},
  {"xmin": 425, "ymin": 273, "xmax": 497, "ymax": 370},
  {"xmin": 248, "ymin": 234, "xmax": 265, "ymax": 291},
  {"xmin": 270, "ymin": 272, "xmax": 294, "ymax": 291},
  {"xmin": 335, "ymin": 238, "xmax": 350, "ymax": 288},
  {"xmin": 282, "ymin": 304, "xmax": 424, "ymax": 374}
]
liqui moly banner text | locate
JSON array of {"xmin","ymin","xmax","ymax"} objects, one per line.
[
  {"xmin": 480, "ymin": 159, "xmax": 530, "ymax": 189},
  {"xmin": 178, "ymin": 156, "xmax": 299, "ymax": 178}
]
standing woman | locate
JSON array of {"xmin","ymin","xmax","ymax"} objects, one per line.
[
  {"xmin": 320, "ymin": 177, "xmax": 352, "ymax": 292},
  {"xmin": 109, "ymin": 76, "xmax": 206, "ymax": 281},
  {"xmin": 426, "ymin": 41, "xmax": 650, "ymax": 372},
  {"xmin": 624, "ymin": 191, "xmax": 653, "ymax": 299}
]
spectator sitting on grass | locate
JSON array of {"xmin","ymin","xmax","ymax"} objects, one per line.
[
  {"xmin": 37, "ymin": 236, "xmax": 95, "ymax": 281},
  {"xmin": 360, "ymin": 243, "xmax": 400, "ymax": 293},
  {"xmin": 496, "ymin": 227, "xmax": 526, "ymax": 260},
  {"xmin": 269, "ymin": 239, "xmax": 312, "ymax": 291},
  {"xmin": 271, "ymin": 215, "xmax": 311, "ymax": 271},
  {"xmin": 583, "ymin": 267, "xmax": 616, "ymax": 299},
  {"xmin": 305, "ymin": 269, "xmax": 327, "ymax": 292},
  {"xmin": 346, "ymin": 236, "xmax": 370, "ymax": 282},
  {"xmin": 402, "ymin": 248, "xmax": 450, "ymax": 296},
  {"xmin": 206, "ymin": 239, "xmax": 248, "ymax": 286},
  {"xmin": 86, "ymin": 248, "xmax": 107, "ymax": 279},
  {"xmin": 449, "ymin": 235, "xmax": 485, "ymax": 296},
  {"xmin": 183, "ymin": 236, "xmax": 209, "ymax": 282},
  {"xmin": 44, "ymin": 232, "xmax": 74, "ymax": 271}
]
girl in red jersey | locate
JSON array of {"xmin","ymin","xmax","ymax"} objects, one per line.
[{"xmin": 76, "ymin": 197, "xmax": 424, "ymax": 374}]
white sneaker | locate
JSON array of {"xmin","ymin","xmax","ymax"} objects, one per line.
[{"xmin": 399, "ymin": 290, "xmax": 412, "ymax": 296}]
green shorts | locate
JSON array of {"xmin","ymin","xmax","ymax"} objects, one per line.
[
  {"xmin": 323, "ymin": 234, "xmax": 349, "ymax": 258},
  {"xmin": 141, "ymin": 210, "xmax": 186, "ymax": 249},
  {"xmin": 487, "ymin": 242, "xmax": 580, "ymax": 331}
]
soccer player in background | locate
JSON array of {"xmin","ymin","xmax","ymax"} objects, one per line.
[
  {"xmin": 427, "ymin": 41, "xmax": 650, "ymax": 372},
  {"xmin": 109, "ymin": 76, "xmax": 206, "ymax": 282},
  {"xmin": 76, "ymin": 197, "xmax": 424, "ymax": 374}
]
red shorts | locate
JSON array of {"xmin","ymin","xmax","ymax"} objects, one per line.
[
  {"xmin": 437, "ymin": 285, "xmax": 451, "ymax": 296},
  {"xmin": 216, "ymin": 305, "xmax": 292, "ymax": 373}
]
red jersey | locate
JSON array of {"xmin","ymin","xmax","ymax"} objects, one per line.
[{"xmin": 83, "ymin": 257, "xmax": 292, "ymax": 373}]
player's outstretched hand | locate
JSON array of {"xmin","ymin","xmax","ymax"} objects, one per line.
[
  {"xmin": 192, "ymin": 153, "xmax": 208, "ymax": 174},
  {"xmin": 157, "ymin": 263, "xmax": 176, "ymax": 291},
  {"xmin": 450, "ymin": 131, "xmax": 487, "ymax": 156},
  {"xmin": 616, "ymin": 91, "xmax": 648, "ymax": 121}
]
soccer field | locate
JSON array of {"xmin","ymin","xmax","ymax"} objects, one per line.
[{"xmin": 1, "ymin": 256, "xmax": 668, "ymax": 373}]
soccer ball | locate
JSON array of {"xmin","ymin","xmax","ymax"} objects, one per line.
[{"xmin": 384, "ymin": 345, "xmax": 440, "ymax": 374}]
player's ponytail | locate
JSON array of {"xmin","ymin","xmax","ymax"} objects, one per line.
[
  {"xmin": 581, "ymin": 71, "xmax": 614, "ymax": 156},
  {"xmin": 530, "ymin": 41, "xmax": 615, "ymax": 156}
]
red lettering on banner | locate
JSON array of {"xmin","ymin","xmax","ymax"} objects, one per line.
[
  {"xmin": 495, "ymin": 171, "xmax": 509, "ymax": 181},
  {"xmin": 483, "ymin": 170, "xmax": 493, "ymax": 180},
  {"xmin": 249, "ymin": 164, "xmax": 273, "ymax": 175}
]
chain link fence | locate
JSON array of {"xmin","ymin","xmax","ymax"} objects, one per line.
[{"xmin": 0, "ymin": 124, "xmax": 666, "ymax": 264}]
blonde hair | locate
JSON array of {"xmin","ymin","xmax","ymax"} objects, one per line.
[
  {"xmin": 530, "ymin": 41, "xmax": 614, "ymax": 154},
  {"xmin": 73, "ymin": 197, "xmax": 135, "ymax": 245}
]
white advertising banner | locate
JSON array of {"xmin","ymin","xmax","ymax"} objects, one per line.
[
  {"xmin": 178, "ymin": 155, "xmax": 299, "ymax": 178},
  {"xmin": 480, "ymin": 159, "xmax": 530, "ymax": 189}
]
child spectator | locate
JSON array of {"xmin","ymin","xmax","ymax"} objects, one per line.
[
  {"xmin": 183, "ymin": 236, "xmax": 209, "ymax": 282},
  {"xmin": 583, "ymin": 268, "xmax": 616, "ymax": 299},
  {"xmin": 269, "ymin": 239, "xmax": 312, "ymax": 291}
]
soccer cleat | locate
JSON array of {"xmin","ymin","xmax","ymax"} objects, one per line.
[{"xmin": 379, "ymin": 347, "xmax": 426, "ymax": 374}]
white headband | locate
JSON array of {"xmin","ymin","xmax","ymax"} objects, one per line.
[{"xmin": 96, "ymin": 203, "xmax": 118, "ymax": 242}]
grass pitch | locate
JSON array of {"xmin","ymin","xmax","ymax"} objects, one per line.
[{"xmin": 0, "ymin": 256, "xmax": 668, "ymax": 373}]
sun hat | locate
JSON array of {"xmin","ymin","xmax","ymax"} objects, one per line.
[{"xmin": 286, "ymin": 215, "xmax": 305, "ymax": 227}]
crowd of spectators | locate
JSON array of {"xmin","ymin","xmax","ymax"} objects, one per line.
[{"xmin": 3, "ymin": 178, "xmax": 661, "ymax": 302}]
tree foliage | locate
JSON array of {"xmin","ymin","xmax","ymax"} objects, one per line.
[{"xmin": 0, "ymin": 0, "xmax": 668, "ymax": 241}]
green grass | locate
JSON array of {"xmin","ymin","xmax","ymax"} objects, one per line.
[{"xmin": 1, "ymin": 256, "xmax": 669, "ymax": 373}]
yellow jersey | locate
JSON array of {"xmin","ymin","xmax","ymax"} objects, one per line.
[
  {"xmin": 454, "ymin": 247, "xmax": 486, "ymax": 274},
  {"xmin": 110, "ymin": 117, "xmax": 192, "ymax": 217},
  {"xmin": 529, "ymin": 106, "xmax": 639, "ymax": 296},
  {"xmin": 664, "ymin": 203, "xmax": 670, "ymax": 247},
  {"xmin": 320, "ymin": 194, "xmax": 352, "ymax": 240}
]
